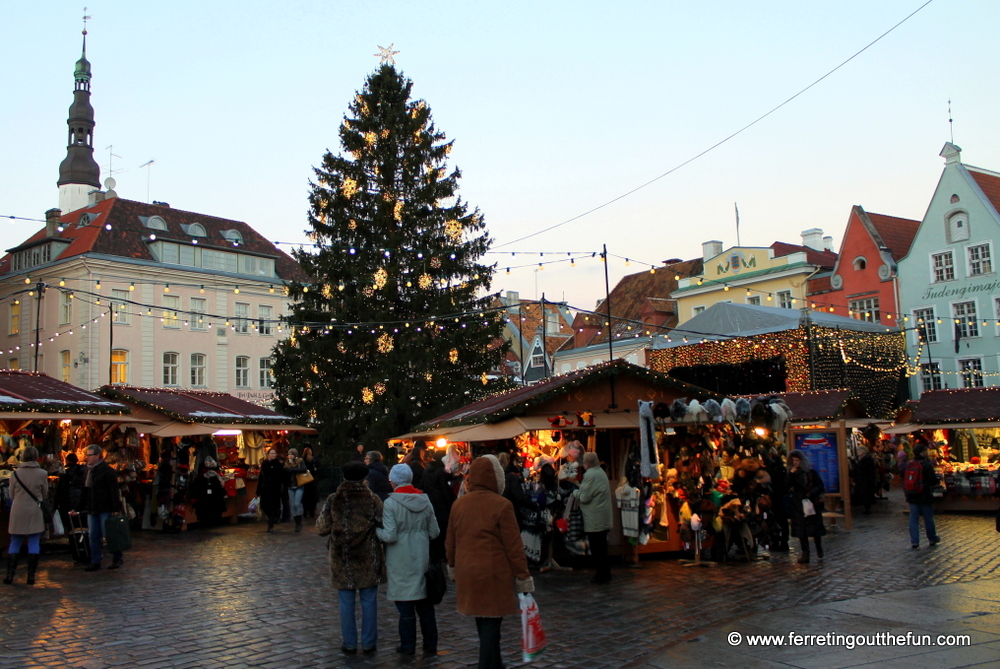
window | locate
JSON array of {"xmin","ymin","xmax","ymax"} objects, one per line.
[
  {"xmin": 545, "ymin": 311, "xmax": 559, "ymax": 334},
  {"xmin": 190, "ymin": 353, "xmax": 206, "ymax": 386},
  {"xmin": 529, "ymin": 352, "xmax": 544, "ymax": 368},
  {"xmin": 853, "ymin": 257, "xmax": 867, "ymax": 271},
  {"xmin": 920, "ymin": 363, "xmax": 942, "ymax": 392},
  {"xmin": 162, "ymin": 352, "xmax": 179, "ymax": 386},
  {"xmin": 9, "ymin": 301, "xmax": 20, "ymax": 335},
  {"xmin": 849, "ymin": 297, "xmax": 880, "ymax": 323},
  {"xmin": 235, "ymin": 356, "xmax": 250, "ymax": 387},
  {"xmin": 111, "ymin": 289, "xmax": 130, "ymax": 324},
  {"xmin": 777, "ymin": 291, "xmax": 793, "ymax": 309},
  {"xmin": 162, "ymin": 295, "xmax": 180, "ymax": 328},
  {"xmin": 59, "ymin": 291, "xmax": 72, "ymax": 325},
  {"xmin": 258, "ymin": 305, "xmax": 273, "ymax": 336},
  {"xmin": 693, "ymin": 306, "xmax": 705, "ymax": 317},
  {"xmin": 233, "ymin": 303, "xmax": 250, "ymax": 334},
  {"xmin": 932, "ymin": 251, "xmax": 955, "ymax": 282},
  {"xmin": 947, "ymin": 212, "xmax": 969, "ymax": 243},
  {"xmin": 190, "ymin": 297, "xmax": 207, "ymax": 330},
  {"xmin": 747, "ymin": 296, "xmax": 761, "ymax": 306},
  {"xmin": 111, "ymin": 349, "xmax": 128, "ymax": 384},
  {"xmin": 968, "ymin": 243, "xmax": 992, "ymax": 276},
  {"xmin": 224, "ymin": 230, "xmax": 243, "ymax": 245},
  {"xmin": 60, "ymin": 350, "xmax": 71, "ymax": 383},
  {"xmin": 259, "ymin": 357, "xmax": 273, "ymax": 388},
  {"xmin": 146, "ymin": 216, "xmax": 168, "ymax": 231},
  {"xmin": 953, "ymin": 301, "xmax": 979, "ymax": 339},
  {"xmin": 959, "ymin": 358, "xmax": 984, "ymax": 388},
  {"xmin": 914, "ymin": 308, "xmax": 937, "ymax": 343},
  {"xmin": 8, "ymin": 358, "xmax": 18, "ymax": 370},
  {"xmin": 184, "ymin": 223, "xmax": 206, "ymax": 237}
]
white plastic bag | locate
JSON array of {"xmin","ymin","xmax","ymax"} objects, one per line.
[
  {"xmin": 50, "ymin": 511, "xmax": 66, "ymax": 537},
  {"xmin": 519, "ymin": 593, "xmax": 547, "ymax": 662},
  {"xmin": 802, "ymin": 499, "xmax": 816, "ymax": 517}
]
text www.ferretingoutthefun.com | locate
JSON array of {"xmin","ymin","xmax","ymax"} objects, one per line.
[{"xmin": 727, "ymin": 631, "xmax": 971, "ymax": 650}]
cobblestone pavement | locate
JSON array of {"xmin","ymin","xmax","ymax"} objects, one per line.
[{"xmin": 2, "ymin": 488, "xmax": 998, "ymax": 669}]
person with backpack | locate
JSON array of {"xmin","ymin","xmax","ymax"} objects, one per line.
[{"xmin": 904, "ymin": 443, "xmax": 940, "ymax": 549}]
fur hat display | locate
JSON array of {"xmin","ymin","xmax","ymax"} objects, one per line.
[
  {"xmin": 721, "ymin": 398, "xmax": 738, "ymax": 423},
  {"xmin": 702, "ymin": 399, "xmax": 722, "ymax": 423},
  {"xmin": 685, "ymin": 399, "xmax": 707, "ymax": 423},
  {"xmin": 342, "ymin": 461, "xmax": 369, "ymax": 481},
  {"xmin": 670, "ymin": 398, "xmax": 689, "ymax": 422},
  {"xmin": 389, "ymin": 463, "xmax": 413, "ymax": 485},
  {"xmin": 735, "ymin": 398, "xmax": 751, "ymax": 423}
]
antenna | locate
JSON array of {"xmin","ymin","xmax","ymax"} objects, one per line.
[
  {"xmin": 105, "ymin": 145, "xmax": 123, "ymax": 176},
  {"xmin": 139, "ymin": 159, "xmax": 155, "ymax": 203},
  {"xmin": 948, "ymin": 99, "xmax": 954, "ymax": 144}
]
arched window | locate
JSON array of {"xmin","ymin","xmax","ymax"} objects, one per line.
[
  {"xmin": 146, "ymin": 216, "xmax": 168, "ymax": 231},
  {"xmin": 853, "ymin": 257, "xmax": 867, "ymax": 271},
  {"xmin": 187, "ymin": 223, "xmax": 206, "ymax": 237}
]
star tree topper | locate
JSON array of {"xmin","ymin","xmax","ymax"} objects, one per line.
[{"xmin": 374, "ymin": 43, "xmax": 400, "ymax": 65}]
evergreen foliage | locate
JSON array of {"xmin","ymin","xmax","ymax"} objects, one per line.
[{"xmin": 272, "ymin": 64, "xmax": 512, "ymax": 449}]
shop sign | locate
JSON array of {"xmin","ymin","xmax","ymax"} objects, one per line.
[
  {"xmin": 235, "ymin": 390, "xmax": 275, "ymax": 407},
  {"xmin": 716, "ymin": 251, "xmax": 756, "ymax": 276},
  {"xmin": 921, "ymin": 277, "xmax": 1000, "ymax": 301},
  {"xmin": 794, "ymin": 431, "xmax": 841, "ymax": 494}
]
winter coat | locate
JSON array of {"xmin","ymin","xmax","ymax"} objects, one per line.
[
  {"xmin": 365, "ymin": 462, "xmax": 393, "ymax": 501},
  {"xmin": 258, "ymin": 458, "xmax": 284, "ymax": 518},
  {"xmin": 8, "ymin": 461, "xmax": 48, "ymax": 535},
  {"xmin": 422, "ymin": 460, "xmax": 456, "ymax": 532},
  {"xmin": 409, "ymin": 459, "xmax": 426, "ymax": 491},
  {"xmin": 788, "ymin": 467, "xmax": 826, "ymax": 539},
  {"xmin": 376, "ymin": 485, "xmax": 440, "ymax": 601},
  {"xmin": 575, "ymin": 464, "xmax": 613, "ymax": 533},
  {"xmin": 56, "ymin": 463, "xmax": 86, "ymax": 513},
  {"xmin": 190, "ymin": 472, "xmax": 227, "ymax": 521},
  {"xmin": 904, "ymin": 457, "xmax": 937, "ymax": 505},
  {"xmin": 316, "ymin": 480, "xmax": 386, "ymax": 590},
  {"xmin": 83, "ymin": 460, "xmax": 120, "ymax": 516},
  {"xmin": 854, "ymin": 453, "xmax": 878, "ymax": 507},
  {"xmin": 446, "ymin": 456, "xmax": 529, "ymax": 617},
  {"xmin": 284, "ymin": 456, "xmax": 307, "ymax": 488},
  {"xmin": 502, "ymin": 464, "xmax": 535, "ymax": 531}
]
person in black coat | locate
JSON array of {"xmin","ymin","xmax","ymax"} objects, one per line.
[
  {"xmin": 80, "ymin": 444, "xmax": 125, "ymax": 571},
  {"xmin": 190, "ymin": 457, "xmax": 227, "ymax": 527},
  {"xmin": 904, "ymin": 443, "xmax": 940, "ymax": 549},
  {"xmin": 421, "ymin": 457, "xmax": 456, "ymax": 563},
  {"xmin": 499, "ymin": 453, "xmax": 535, "ymax": 531},
  {"xmin": 258, "ymin": 448, "xmax": 284, "ymax": 532},
  {"xmin": 364, "ymin": 451, "xmax": 393, "ymax": 501},
  {"xmin": 406, "ymin": 443, "xmax": 428, "ymax": 491},
  {"xmin": 787, "ymin": 450, "xmax": 826, "ymax": 565},
  {"xmin": 57, "ymin": 453, "xmax": 86, "ymax": 520},
  {"xmin": 853, "ymin": 447, "xmax": 878, "ymax": 515}
]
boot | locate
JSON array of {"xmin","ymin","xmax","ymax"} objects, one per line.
[
  {"xmin": 266, "ymin": 518, "xmax": 274, "ymax": 533},
  {"xmin": 797, "ymin": 552, "xmax": 810, "ymax": 564},
  {"xmin": 3, "ymin": 554, "xmax": 19, "ymax": 585},
  {"xmin": 26, "ymin": 555, "xmax": 39, "ymax": 585},
  {"xmin": 294, "ymin": 516, "xmax": 302, "ymax": 532}
]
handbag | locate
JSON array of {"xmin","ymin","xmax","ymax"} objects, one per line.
[
  {"xmin": 423, "ymin": 558, "xmax": 447, "ymax": 606},
  {"xmin": 802, "ymin": 498, "xmax": 816, "ymax": 517},
  {"xmin": 296, "ymin": 470, "xmax": 315, "ymax": 487},
  {"xmin": 13, "ymin": 470, "xmax": 53, "ymax": 523}
]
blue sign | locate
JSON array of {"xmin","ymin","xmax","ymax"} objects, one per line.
[{"xmin": 794, "ymin": 432, "xmax": 840, "ymax": 494}]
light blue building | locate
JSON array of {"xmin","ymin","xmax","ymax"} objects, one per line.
[{"xmin": 897, "ymin": 143, "xmax": 1000, "ymax": 398}]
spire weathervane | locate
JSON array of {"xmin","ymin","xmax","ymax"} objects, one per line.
[
  {"xmin": 83, "ymin": 7, "xmax": 91, "ymax": 35},
  {"xmin": 374, "ymin": 44, "xmax": 399, "ymax": 65}
]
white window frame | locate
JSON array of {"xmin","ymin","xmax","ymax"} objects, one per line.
[
  {"xmin": 111, "ymin": 289, "xmax": 131, "ymax": 325},
  {"xmin": 777, "ymin": 290, "xmax": 793, "ymax": 309},
  {"xmin": 746, "ymin": 296, "xmax": 761, "ymax": 306},
  {"xmin": 190, "ymin": 353, "xmax": 206, "ymax": 387},
  {"xmin": 59, "ymin": 291, "xmax": 72, "ymax": 325},
  {"xmin": 958, "ymin": 358, "xmax": 984, "ymax": 388},
  {"xmin": 931, "ymin": 250, "xmax": 955, "ymax": 283},
  {"xmin": 162, "ymin": 295, "xmax": 180, "ymax": 329},
  {"xmin": 952, "ymin": 300, "xmax": 979, "ymax": 339},
  {"xmin": 967, "ymin": 242, "xmax": 993, "ymax": 277},
  {"xmin": 234, "ymin": 303, "xmax": 250, "ymax": 335},
  {"xmin": 259, "ymin": 357, "xmax": 273, "ymax": 388},
  {"xmin": 258, "ymin": 305, "xmax": 273, "ymax": 336},
  {"xmin": 235, "ymin": 355, "xmax": 250, "ymax": 388},
  {"xmin": 60, "ymin": 350, "xmax": 71, "ymax": 383},
  {"xmin": 9, "ymin": 302, "xmax": 19, "ymax": 336},
  {"xmin": 913, "ymin": 307, "xmax": 937, "ymax": 344},
  {"xmin": 111, "ymin": 349, "xmax": 128, "ymax": 384},
  {"xmin": 190, "ymin": 297, "xmax": 207, "ymax": 331},
  {"xmin": 692, "ymin": 305, "xmax": 706, "ymax": 317},
  {"xmin": 849, "ymin": 297, "xmax": 880, "ymax": 323},
  {"xmin": 162, "ymin": 352, "xmax": 179, "ymax": 386},
  {"xmin": 920, "ymin": 362, "xmax": 942, "ymax": 393}
]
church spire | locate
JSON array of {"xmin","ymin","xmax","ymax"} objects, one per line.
[{"xmin": 58, "ymin": 17, "xmax": 101, "ymax": 213}]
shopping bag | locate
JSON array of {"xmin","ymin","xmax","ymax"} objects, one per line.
[
  {"xmin": 519, "ymin": 593, "xmax": 547, "ymax": 662},
  {"xmin": 50, "ymin": 511, "xmax": 66, "ymax": 537},
  {"xmin": 424, "ymin": 559, "xmax": 447, "ymax": 606},
  {"xmin": 802, "ymin": 499, "xmax": 816, "ymax": 517},
  {"xmin": 104, "ymin": 515, "xmax": 132, "ymax": 553}
]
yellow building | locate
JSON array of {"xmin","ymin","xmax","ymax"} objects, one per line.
[{"xmin": 672, "ymin": 231, "xmax": 838, "ymax": 326}]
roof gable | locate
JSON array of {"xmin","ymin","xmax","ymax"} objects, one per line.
[{"xmin": 99, "ymin": 386, "xmax": 295, "ymax": 424}]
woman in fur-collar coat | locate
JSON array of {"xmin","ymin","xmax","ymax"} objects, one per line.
[{"xmin": 317, "ymin": 461, "xmax": 386, "ymax": 654}]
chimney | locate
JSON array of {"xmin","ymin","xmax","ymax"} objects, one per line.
[
  {"xmin": 45, "ymin": 208, "xmax": 63, "ymax": 237},
  {"xmin": 823, "ymin": 236, "xmax": 834, "ymax": 252},
  {"xmin": 505, "ymin": 290, "xmax": 520, "ymax": 307},
  {"xmin": 801, "ymin": 228, "xmax": 824, "ymax": 251},
  {"xmin": 702, "ymin": 240, "xmax": 723, "ymax": 262}
]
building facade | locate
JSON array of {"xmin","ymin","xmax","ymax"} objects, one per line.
[{"xmin": 897, "ymin": 143, "xmax": 1000, "ymax": 397}]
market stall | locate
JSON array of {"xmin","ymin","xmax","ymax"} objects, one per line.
[
  {"xmin": 395, "ymin": 360, "xmax": 801, "ymax": 564},
  {"xmin": 884, "ymin": 388, "xmax": 1000, "ymax": 512},
  {"xmin": 98, "ymin": 386, "xmax": 315, "ymax": 529},
  {"xmin": 0, "ymin": 371, "xmax": 138, "ymax": 552}
]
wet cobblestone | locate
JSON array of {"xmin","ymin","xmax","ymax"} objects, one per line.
[{"xmin": 1, "ymin": 488, "xmax": 998, "ymax": 668}]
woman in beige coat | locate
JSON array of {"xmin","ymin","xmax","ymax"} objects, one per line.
[
  {"xmin": 5, "ymin": 446, "xmax": 48, "ymax": 585},
  {"xmin": 447, "ymin": 455, "xmax": 533, "ymax": 669}
]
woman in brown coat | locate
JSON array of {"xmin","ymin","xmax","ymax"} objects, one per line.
[
  {"xmin": 446, "ymin": 455, "xmax": 533, "ymax": 669},
  {"xmin": 5, "ymin": 446, "xmax": 48, "ymax": 585}
]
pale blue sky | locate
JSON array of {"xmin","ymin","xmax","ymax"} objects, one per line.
[{"xmin": 3, "ymin": 1, "xmax": 998, "ymax": 312}]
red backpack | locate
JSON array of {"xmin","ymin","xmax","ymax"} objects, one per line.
[{"xmin": 903, "ymin": 460, "xmax": 924, "ymax": 494}]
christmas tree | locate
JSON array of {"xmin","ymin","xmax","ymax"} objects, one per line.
[{"xmin": 272, "ymin": 62, "xmax": 512, "ymax": 450}]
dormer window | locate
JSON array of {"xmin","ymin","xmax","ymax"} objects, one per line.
[
  {"xmin": 223, "ymin": 230, "xmax": 243, "ymax": 246},
  {"xmin": 853, "ymin": 257, "xmax": 867, "ymax": 271},
  {"xmin": 146, "ymin": 216, "xmax": 168, "ymax": 231},
  {"xmin": 947, "ymin": 211, "xmax": 969, "ymax": 243},
  {"xmin": 77, "ymin": 214, "xmax": 92, "ymax": 227},
  {"xmin": 182, "ymin": 223, "xmax": 207, "ymax": 237}
]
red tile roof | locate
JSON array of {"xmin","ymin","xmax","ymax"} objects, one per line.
[
  {"xmin": 0, "ymin": 198, "xmax": 307, "ymax": 282},
  {"xmin": 910, "ymin": 387, "xmax": 1000, "ymax": 423},
  {"xmin": 499, "ymin": 300, "xmax": 573, "ymax": 357},
  {"xmin": 0, "ymin": 371, "xmax": 129, "ymax": 415},
  {"xmin": 770, "ymin": 242, "xmax": 838, "ymax": 268},
  {"xmin": 968, "ymin": 167, "xmax": 1000, "ymax": 218},
  {"xmin": 865, "ymin": 212, "xmax": 920, "ymax": 261},
  {"xmin": 99, "ymin": 386, "xmax": 295, "ymax": 424}
]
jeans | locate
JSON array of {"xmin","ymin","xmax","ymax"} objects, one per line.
[
  {"xmin": 908, "ymin": 503, "xmax": 938, "ymax": 546},
  {"xmin": 339, "ymin": 586, "xmax": 378, "ymax": 650},
  {"xmin": 587, "ymin": 530, "xmax": 611, "ymax": 582},
  {"xmin": 288, "ymin": 486, "xmax": 304, "ymax": 517},
  {"xmin": 88, "ymin": 512, "xmax": 123, "ymax": 565},
  {"xmin": 395, "ymin": 600, "xmax": 438, "ymax": 652},
  {"xmin": 475, "ymin": 617, "xmax": 504, "ymax": 669},
  {"xmin": 8, "ymin": 532, "xmax": 42, "ymax": 555}
]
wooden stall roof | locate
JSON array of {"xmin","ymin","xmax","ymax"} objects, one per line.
[
  {"xmin": 413, "ymin": 359, "xmax": 716, "ymax": 431},
  {"xmin": 0, "ymin": 371, "xmax": 130, "ymax": 416},
  {"xmin": 759, "ymin": 389, "xmax": 866, "ymax": 423},
  {"xmin": 908, "ymin": 387, "xmax": 1000, "ymax": 424},
  {"xmin": 98, "ymin": 386, "xmax": 298, "ymax": 425}
]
